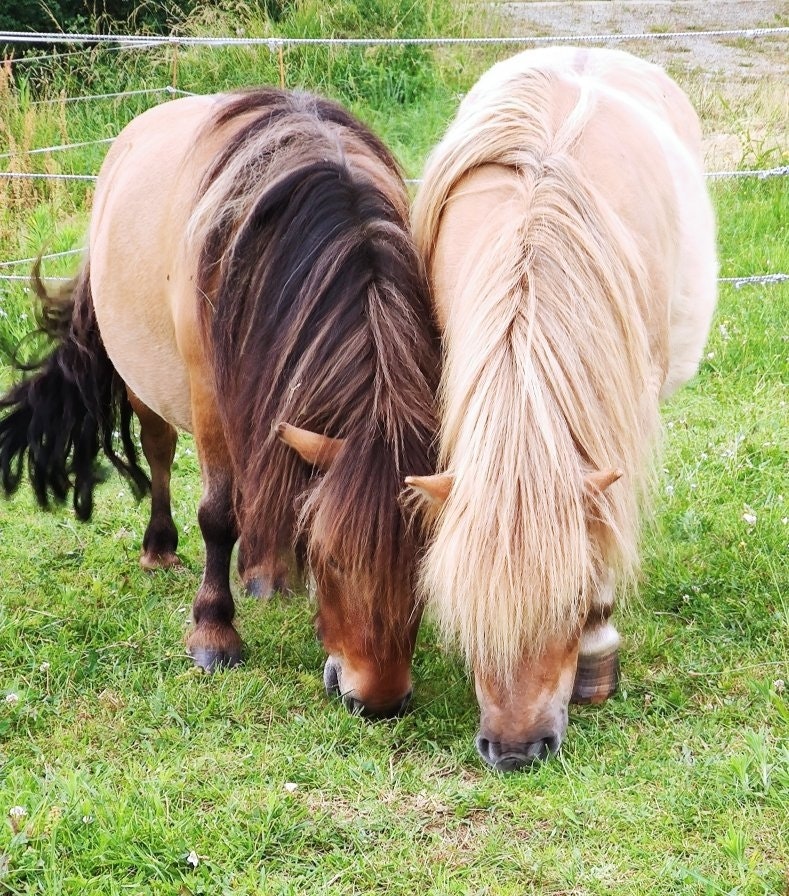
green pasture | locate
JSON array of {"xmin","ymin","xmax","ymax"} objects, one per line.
[{"xmin": 1, "ymin": 3, "xmax": 787, "ymax": 893}]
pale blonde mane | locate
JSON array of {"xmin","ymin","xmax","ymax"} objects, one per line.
[{"xmin": 414, "ymin": 69, "xmax": 661, "ymax": 680}]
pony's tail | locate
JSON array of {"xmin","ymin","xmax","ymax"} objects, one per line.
[{"xmin": 0, "ymin": 260, "xmax": 150, "ymax": 520}]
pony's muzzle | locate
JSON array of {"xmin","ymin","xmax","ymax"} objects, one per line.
[
  {"xmin": 476, "ymin": 733, "xmax": 562, "ymax": 772},
  {"xmin": 323, "ymin": 655, "xmax": 412, "ymax": 719}
]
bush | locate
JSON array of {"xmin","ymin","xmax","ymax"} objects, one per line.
[{"xmin": 1, "ymin": 1, "xmax": 193, "ymax": 36}]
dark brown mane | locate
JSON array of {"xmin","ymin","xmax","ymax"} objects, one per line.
[{"xmin": 193, "ymin": 88, "xmax": 440, "ymax": 651}]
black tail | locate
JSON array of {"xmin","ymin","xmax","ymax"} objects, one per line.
[{"xmin": 0, "ymin": 261, "xmax": 150, "ymax": 520}]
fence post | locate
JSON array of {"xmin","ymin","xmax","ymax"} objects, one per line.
[{"xmin": 170, "ymin": 39, "xmax": 179, "ymax": 90}]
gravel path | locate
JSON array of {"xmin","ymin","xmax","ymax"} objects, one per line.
[{"xmin": 491, "ymin": 1, "xmax": 789, "ymax": 166}]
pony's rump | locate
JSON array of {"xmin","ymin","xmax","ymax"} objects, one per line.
[{"xmin": 0, "ymin": 263, "xmax": 149, "ymax": 520}]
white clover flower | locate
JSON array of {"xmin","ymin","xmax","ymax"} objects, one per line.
[
  {"xmin": 39, "ymin": 662, "xmax": 50, "ymax": 673},
  {"xmin": 773, "ymin": 679, "xmax": 785, "ymax": 693},
  {"xmin": 186, "ymin": 850, "xmax": 200, "ymax": 868},
  {"xmin": 742, "ymin": 512, "xmax": 757, "ymax": 526},
  {"xmin": 283, "ymin": 782, "xmax": 298, "ymax": 793},
  {"xmin": 5, "ymin": 693, "xmax": 19, "ymax": 706},
  {"xmin": 8, "ymin": 806, "xmax": 27, "ymax": 833}
]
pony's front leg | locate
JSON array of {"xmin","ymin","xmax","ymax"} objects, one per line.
[
  {"xmin": 186, "ymin": 393, "xmax": 243, "ymax": 671},
  {"xmin": 572, "ymin": 568, "xmax": 620, "ymax": 704},
  {"xmin": 128, "ymin": 392, "xmax": 180, "ymax": 570}
]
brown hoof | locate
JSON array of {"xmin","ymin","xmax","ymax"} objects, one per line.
[
  {"xmin": 140, "ymin": 550, "xmax": 182, "ymax": 571},
  {"xmin": 572, "ymin": 649, "xmax": 620, "ymax": 705},
  {"xmin": 186, "ymin": 623, "xmax": 243, "ymax": 671}
]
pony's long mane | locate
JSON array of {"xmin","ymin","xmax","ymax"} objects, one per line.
[
  {"xmin": 413, "ymin": 70, "xmax": 659, "ymax": 679},
  {"xmin": 192, "ymin": 89, "xmax": 439, "ymax": 653}
]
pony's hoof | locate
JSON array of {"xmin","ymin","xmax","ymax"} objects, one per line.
[
  {"xmin": 187, "ymin": 625, "xmax": 243, "ymax": 671},
  {"xmin": 189, "ymin": 646, "xmax": 242, "ymax": 672},
  {"xmin": 139, "ymin": 550, "xmax": 181, "ymax": 571},
  {"xmin": 244, "ymin": 573, "xmax": 288, "ymax": 599},
  {"xmin": 572, "ymin": 649, "xmax": 619, "ymax": 704}
]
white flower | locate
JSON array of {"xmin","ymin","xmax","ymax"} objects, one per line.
[
  {"xmin": 773, "ymin": 679, "xmax": 785, "ymax": 693},
  {"xmin": 82, "ymin": 815, "xmax": 93, "ymax": 824},
  {"xmin": 283, "ymin": 782, "xmax": 298, "ymax": 793},
  {"xmin": 39, "ymin": 662, "xmax": 50, "ymax": 673},
  {"xmin": 742, "ymin": 512, "xmax": 757, "ymax": 526},
  {"xmin": 186, "ymin": 850, "xmax": 200, "ymax": 868},
  {"xmin": 5, "ymin": 693, "xmax": 19, "ymax": 706},
  {"xmin": 8, "ymin": 806, "xmax": 27, "ymax": 833}
]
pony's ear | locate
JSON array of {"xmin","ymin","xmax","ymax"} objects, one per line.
[
  {"xmin": 584, "ymin": 468, "xmax": 623, "ymax": 494},
  {"xmin": 404, "ymin": 473, "xmax": 454, "ymax": 506},
  {"xmin": 276, "ymin": 422, "xmax": 343, "ymax": 470}
]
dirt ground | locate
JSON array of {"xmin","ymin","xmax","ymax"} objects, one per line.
[{"xmin": 487, "ymin": 0, "xmax": 789, "ymax": 167}]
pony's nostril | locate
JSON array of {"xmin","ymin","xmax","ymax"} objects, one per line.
[
  {"xmin": 544, "ymin": 735, "xmax": 561, "ymax": 757},
  {"xmin": 342, "ymin": 694, "xmax": 365, "ymax": 715},
  {"xmin": 323, "ymin": 656, "xmax": 341, "ymax": 697},
  {"xmin": 526, "ymin": 738, "xmax": 551, "ymax": 763},
  {"xmin": 396, "ymin": 689, "xmax": 413, "ymax": 715}
]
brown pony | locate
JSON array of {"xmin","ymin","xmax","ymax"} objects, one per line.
[
  {"xmin": 0, "ymin": 88, "xmax": 440, "ymax": 716},
  {"xmin": 408, "ymin": 48, "xmax": 718, "ymax": 768}
]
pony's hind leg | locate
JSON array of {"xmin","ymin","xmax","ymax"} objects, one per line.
[
  {"xmin": 572, "ymin": 568, "xmax": 621, "ymax": 705},
  {"xmin": 128, "ymin": 392, "xmax": 180, "ymax": 570}
]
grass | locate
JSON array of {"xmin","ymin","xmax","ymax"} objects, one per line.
[{"xmin": 1, "ymin": 3, "xmax": 788, "ymax": 894}]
